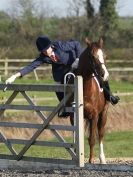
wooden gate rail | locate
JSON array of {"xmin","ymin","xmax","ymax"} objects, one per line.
[{"xmin": 0, "ymin": 76, "xmax": 84, "ymax": 167}]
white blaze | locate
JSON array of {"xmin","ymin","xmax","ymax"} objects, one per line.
[{"xmin": 97, "ymin": 49, "xmax": 109, "ymax": 81}]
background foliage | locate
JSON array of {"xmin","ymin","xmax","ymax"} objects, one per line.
[{"xmin": 0, "ymin": 0, "xmax": 132, "ymax": 59}]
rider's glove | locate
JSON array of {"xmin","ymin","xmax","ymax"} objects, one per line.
[
  {"xmin": 5, "ymin": 75, "xmax": 17, "ymax": 84},
  {"xmin": 71, "ymin": 58, "xmax": 79, "ymax": 70}
]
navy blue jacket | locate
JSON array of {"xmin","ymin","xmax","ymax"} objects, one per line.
[{"xmin": 20, "ymin": 40, "xmax": 83, "ymax": 82}]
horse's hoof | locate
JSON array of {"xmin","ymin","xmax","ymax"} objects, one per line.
[
  {"xmin": 99, "ymin": 156, "xmax": 106, "ymax": 164},
  {"xmin": 89, "ymin": 159, "xmax": 95, "ymax": 164},
  {"xmin": 100, "ymin": 161, "xmax": 106, "ymax": 164}
]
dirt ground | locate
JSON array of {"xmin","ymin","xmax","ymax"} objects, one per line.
[
  {"xmin": 0, "ymin": 169, "xmax": 132, "ymax": 177},
  {"xmin": 106, "ymin": 102, "xmax": 133, "ymax": 132},
  {"xmin": 0, "ymin": 158, "xmax": 133, "ymax": 177}
]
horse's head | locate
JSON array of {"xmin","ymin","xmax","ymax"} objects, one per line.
[
  {"xmin": 82, "ymin": 37, "xmax": 109, "ymax": 81},
  {"xmin": 85, "ymin": 37, "xmax": 104, "ymax": 73}
]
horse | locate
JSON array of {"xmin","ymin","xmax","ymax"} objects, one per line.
[{"xmin": 69, "ymin": 38, "xmax": 109, "ymax": 164}]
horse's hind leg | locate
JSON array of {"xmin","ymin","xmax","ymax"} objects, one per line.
[
  {"xmin": 70, "ymin": 113, "xmax": 74, "ymax": 126},
  {"xmin": 97, "ymin": 105, "xmax": 108, "ymax": 164},
  {"xmin": 88, "ymin": 113, "xmax": 98, "ymax": 163}
]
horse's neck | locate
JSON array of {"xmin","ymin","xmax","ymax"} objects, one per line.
[
  {"xmin": 83, "ymin": 77, "xmax": 96, "ymax": 97},
  {"xmin": 77, "ymin": 49, "xmax": 95, "ymax": 77},
  {"xmin": 83, "ymin": 76, "xmax": 95, "ymax": 86},
  {"xmin": 77, "ymin": 59, "xmax": 93, "ymax": 77}
]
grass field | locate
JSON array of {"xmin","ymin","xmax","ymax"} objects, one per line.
[
  {"xmin": 109, "ymin": 80, "xmax": 133, "ymax": 92},
  {"xmin": 0, "ymin": 131, "xmax": 132, "ymax": 159}
]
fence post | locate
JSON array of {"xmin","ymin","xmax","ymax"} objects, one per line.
[
  {"xmin": 75, "ymin": 76, "xmax": 84, "ymax": 167},
  {"xmin": 5, "ymin": 58, "xmax": 8, "ymax": 77},
  {"xmin": 33, "ymin": 69, "xmax": 39, "ymax": 81}
]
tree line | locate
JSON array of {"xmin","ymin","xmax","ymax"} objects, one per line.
[{"xmin": 0, "ymin": 0, "xmax": 132, "ymax": 59}]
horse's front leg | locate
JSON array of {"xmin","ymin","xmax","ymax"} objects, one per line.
[
  {"xmin": 97, "ymin": 105, "xmax": 108, "ymax": 164},
  {"xmin": 99, "ymin": 141, "xmax": 106, "ymax": 164},
  {"xmin": 88, "ymin": 113, "xmax": 98, "ymax": 163}
]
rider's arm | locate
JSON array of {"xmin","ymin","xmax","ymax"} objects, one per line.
[
  {"xmin": 20, "ymin": 57, "xmax": 43, "ymax": 77},
  {"xmin": 5, "ymin": 56, "xmax": 44, "ymax": 84},
  {"xmin": 57, "ymin": 40, "xmax": 83, "ymax": 58}
]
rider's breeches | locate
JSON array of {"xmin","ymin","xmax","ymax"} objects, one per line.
[{"xmin": 103, "ymin": 81, "xmax": 111, "ymax": 100}]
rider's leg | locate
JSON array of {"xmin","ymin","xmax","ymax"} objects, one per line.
[
  {"xmin": 56, "ymin": 91, "xmax": 64, "ymax": 101},
  {"xmin": 103, "ymin": 81, "xmax": 120, "ymax": 105},
  {"xmin": 55, "ymin": 91, "xmax": 70, "ymax": 117}
]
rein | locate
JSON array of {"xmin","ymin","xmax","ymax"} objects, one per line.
[{"xmin": 87, "ymin": 51, "xmax": 104, "ymax": 88}]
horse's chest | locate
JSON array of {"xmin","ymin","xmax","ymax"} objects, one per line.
[{"xmin": 83, "ymin": 81, "xmax": 94, "ymax": 97}]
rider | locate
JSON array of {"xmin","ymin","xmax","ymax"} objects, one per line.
[{"xmin": 5, "ymin": 36, "xmax": 120, "ymax": 117}]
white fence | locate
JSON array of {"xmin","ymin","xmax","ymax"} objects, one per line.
[
  {"xmin": 0, "ymin": 58, "xmax": 52, "ymax": 80},
  {"xmin": 0, "ymin": 58, "xmax": 133, "ymax": 80}
]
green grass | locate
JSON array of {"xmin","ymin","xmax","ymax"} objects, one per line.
[
  {"xmin": 85, "ymin": 131, "xmax": 133, "ymax": 158},
  {"xmin": 109, "ymin": 80, "xmax": 133, "ymax": 102},
  {"xmin": 0, "ymin": 78, "xmax": 133, "ymax": 104},
  {"xmin": 0, "ymin": 131, "xmax": 132, "ymax": 159},
  {"xmin": 0, "ymin": 77, "xmax": 58, "ymax": 106},
  {"xmin": 109, "ymin": 80, "xmax": 133, "ymax": 93},
  {"xmin": 103, "ymin": 131, "xmax": 133, "ymax": 158},
  {"xmin": 1, "ymin": 77, "xmax": 133, "ymax": 94}
]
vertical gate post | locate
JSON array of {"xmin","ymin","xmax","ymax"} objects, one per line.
[{"xmin": 75, "ymin": 76, "xmax": 84, "ymax": 167}]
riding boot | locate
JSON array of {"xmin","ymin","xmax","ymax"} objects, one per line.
[
  {"xmin": 56, "ymin": 92, "xmax": 64, "ymax": 102},
  {"xmin": 56, "ymin": 92, "xmax": 70, "ymax": 118},
  {"xmin": 103, "ymin": 81, "xmax": 120, "ymax": 105}
]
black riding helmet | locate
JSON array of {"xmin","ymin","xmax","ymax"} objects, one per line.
[{"xmin": 36, "ymin": 36, "xmax": 52, "ymax": 52}]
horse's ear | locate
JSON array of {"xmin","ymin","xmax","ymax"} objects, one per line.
[
  {"xmin": 98, "ymin": 37, "xmax": 103, "ymax": 48},
  {"xmin": 85, "ymin": 37, "xmax": 91, "ymax": 47}
]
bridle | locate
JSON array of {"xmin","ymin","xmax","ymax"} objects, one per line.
[{"xmin": 88, "ymin": 50, "xmax": 102, "ymax": 78}]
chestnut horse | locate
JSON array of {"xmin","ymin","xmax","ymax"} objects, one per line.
[{"xmin": 70, "ymin": 38, "xmax": 109, "ymax": 164}]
